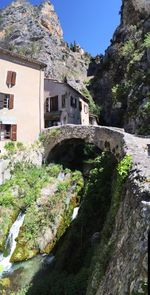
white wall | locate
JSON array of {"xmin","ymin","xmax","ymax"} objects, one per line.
[
  {"xmin": 44, "ymin": 79, "xmax": 89, "ymax": 126},
  {"xmin": 0, "ymin": 54, "xmax": 44, "ymax": 146}
]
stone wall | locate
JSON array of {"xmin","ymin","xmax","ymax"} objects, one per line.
[{"xmin": 87, "ymin": 173, "xmax": 149, "ymax": 295}]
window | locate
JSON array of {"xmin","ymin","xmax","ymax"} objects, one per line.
[
  {"xmin": 84, "ymin": 104, "xmax": 88, "ymax": 114},
  {"xmin": 6, "ymin": 71, "xmax": 16, "ymax": 87},
  {"xmin": 0, "ymin": 124, "xmax": 17, "ymax": 141},
  {"xmin": 79, "ymin": 101, "xmax": 82, "ymax": 111},
  {"xmin": 62, "ymin": 95, "xmax": 66, "ymax": 108},
  {"xmin": 70, "ymin": 96, "xmax": 77, "ymax": 108},
  {"xmin": 0, "ymin": 93, "xmax": 14, "ymax": 110},
  {"xmin": 45, "ymin": 97, "xmax": 50, "ymax": 112},
  {"xmin": 50, "ymin": 96, "xmax": 58, "ymax": 111}
]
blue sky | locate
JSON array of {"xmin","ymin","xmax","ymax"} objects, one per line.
[{"xmin": 0, "ymin": 0, "xmax": 122, "ymax": 56}]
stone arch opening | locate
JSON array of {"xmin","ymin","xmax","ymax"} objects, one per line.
[{"xmin": 47, "ymin": 138, "xmax": 102, "ymax": 171}]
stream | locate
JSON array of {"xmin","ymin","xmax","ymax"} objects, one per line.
[
  {"xmin": 0, "ymin": 207, "xmax": 79, "ymax": 293},
  {"xmin": 0, "ymin": 213, "xmax": 25, "ymax": 277}
]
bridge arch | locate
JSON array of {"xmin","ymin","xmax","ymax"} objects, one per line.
[{"xmin": 42, "ymin": 125, "xmax": 126, "ymax": 162}]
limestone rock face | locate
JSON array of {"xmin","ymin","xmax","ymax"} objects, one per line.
[
  {"xmin": 90, "ymin": 0, "xmax": 150, "ymax": 135},
  {"xmin": 122, "ymin": 0, "xmax": 150, "ymax": 25},
  {"xmin": 0, "ymin": 0, "xmax": 90, "ymax": 86}
]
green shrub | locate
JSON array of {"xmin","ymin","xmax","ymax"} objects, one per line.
[
  {"xmin": 143, "ymin": 100, "xmax": 150, "ymax": 111},
  {"xmin": 117, "ymin": 155, "xmax": 132, "ymax": 178},
  {"xmin": 144, "ymin": 33, "xmax": 150, "ymax": 48},
  {"xmin": 81, "ymin": 87, "xmax": 101, "ymax": 116},
  {"xmin": 4, "ymin": 142, "xmax": 16, "ymax": 152},
  {"xmin": 57, "ymin": 181, "xmax": 69, "ymax": 192},
  {"xmin": 39, "ymin": 129, "xmax": 61, "ymax": 143},
  {"xmin": 121, "ymin": 40, "xmax": 135, "ymax": 57},
  {"xmin": 4, "ymin": 141, "xmax": 26, "ymax": 155},
  {"xmin": 16, "ymin": 142, "xmax": 25, "ymax": 151},
  {"xmin": 46, "ymin": 164, "xmax": 62, "ymax": 177},
  {"xmin": 0, "ymin": 192, "xmax": 15, "ymax": 207}
]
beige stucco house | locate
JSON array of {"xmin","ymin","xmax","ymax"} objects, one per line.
[
  {"xmin": 44, "ymin": 79, "xmax": 89, "ymax": 127},
  {"xmin": 0, "ymin": 48, "xmax": 46, "ymax": 150}
]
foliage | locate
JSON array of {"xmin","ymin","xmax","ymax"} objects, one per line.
[
  {"xmin": 0, "ymin": 208, "xmax": 18, "ymax": 251},
  {"xmin": 144, "ymin": 33, "xmax": 150, "ymax": 48},
  {"xmin": 39, "ymin": 128, "xmax": 61, "ymax": 143},
  {"xmin": 70, "ymin": 41, "xmax": 78, "ymax": 52},
  {"xmin": 45, "ymin": 164, "xmax": 63, "ymax": 177},
  {"xmin": 57, "ymin": 181, "xmax": 70, "ymax": 192},
  {"xmin": 16, "ymin": 286, "xmax": 30, "ymax": 295},
  {"xmin": 122, "ymin": 40, "xmax": 135, "ymax": 57},
  {"xmin": 143, "ymin": 100, "xmax": 150, "ymax": 112},
  {"xmin": 4, "ymin": 142, "xmax": 15, "ymax": 152},
  {"xmin": 8, "ymin": 164, "xmax": 84, "ymax": 262},
  {"xmin": 88, "ymin": 155, "xmax": 132, "ymax": 294},
  {"xmin": 4, "ymin": 141, "xmax": 26, "ymax": 154},
  {"xmin": 26, "ymin": 152, "xmax": 116, "ymax": 295},
  {"xmin": 130, "ymin": 49, "xmax": 144, "ymax": 64},
  {"xmin": 117, "ymin": 155, "xmax": 132, "ymax": 178},
  {"xmin": 112, "ymin": 81, "xmax": 131, "ymax": 106},
  {"xmin": 131, "ymin": 281, "xmax": 148, "ymax": 295},
  {"xmin": 81, "ymin": 87, "xmax": 101, "ymax": 116},
  {"xmin": 0, "ymin": 163, "xmax": 62, "ymax": 209},
  {"xmin": 137, "ymin": 99, "xmax": 150, "ymax": 135},
  {"xmin": 0, "ymin": 191, "xmax": 15, "ymax": 207}
]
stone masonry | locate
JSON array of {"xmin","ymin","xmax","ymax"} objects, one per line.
[{"xmin": 43, "ymin": 124, "xmax": 150, "ymax": 294}]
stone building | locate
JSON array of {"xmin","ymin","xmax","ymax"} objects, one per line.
[
  {"xmin": 0, "ymin": 48, "xmax": 46, "ymax": 149},
  {"xmin": 44, "ymin": 79, "xmax": 89, "ymax": 127}
]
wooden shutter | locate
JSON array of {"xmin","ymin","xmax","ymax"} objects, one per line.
[
  {"xmin": 11, "ymin": 124, "xmax": 17, "ymax": 141},
  {"xmin": 11, "ymin": 72, "xmax": 16, "ymax": 86},
  {"xmin": 79, "ymin": 101, "xmax": 82, "ymax": 111},
  {"xmin": 50, "ymin": 96, "xmax": 58, "ymax": 111},
  {"xmin": 9, "ymin": 95, "xmax": 14, "ymax": 110},
  {"xmin": 6, "ymin": 71, "xmax": 16, "ymax": 87},
  {"xmin": 6, "ymin": 71, "xmax": 12, "ymax": 86}
]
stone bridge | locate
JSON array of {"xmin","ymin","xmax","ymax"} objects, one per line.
[
  {"xmin": 42, "ymin": 124, "xmax": 150, "ymax": 180},
  {"xmin": 41, "ymin": 124, "xmax": 150, "ymax": 294}
]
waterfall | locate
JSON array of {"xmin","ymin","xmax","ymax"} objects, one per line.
[
  {"xmin": 0, "ymin": 212, "xmax": 25, "ymax": 276},
  {"xmin": 72, "ymin": 207, "xmax": 79, "ymax": 221}
]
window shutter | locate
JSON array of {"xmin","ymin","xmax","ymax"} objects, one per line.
[
  {"xmin": 79, "ymin": 101, "xmax": 82, "ymax": 111},
  {"xmin": 6, "ymin": 71, "xmax": 12, "ymax": 86},
  {"xmin": 0, "ymin": 94, "xmax": 4, "ymax": 109},
  {"xmin": 50, "ymin": 96, "xmax": 58, "ymax": 111},
  {"xmin": 11, "ymin": 124, "xmax": 17, "ymax": 141},
  {"xmin": 9, "ymin": 95, "xmax": 14, "ymax": 110},
  {"xmin": 11, "ymin": 72, "xmax": 16, "ymax": 86}
]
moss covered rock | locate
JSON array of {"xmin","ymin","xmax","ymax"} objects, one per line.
[
  {"xmin": 0, "ymin": 207, "xmax": 18, "ymax": 251},
  {"xmin": 10, "ymin": 170, "xmax": 83, "ymax": 262}
]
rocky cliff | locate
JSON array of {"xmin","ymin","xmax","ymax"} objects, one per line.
[
  {"xmin": 90, "ymin": 0, "xmax": 150, "ymax": 134},
  {"xmin": 0, "ymin": 0, "xmax": 90, "ymax": 87}
]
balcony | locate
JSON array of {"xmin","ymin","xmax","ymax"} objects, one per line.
[{"xmin": 44, "ymin": 111, "xmax": 61, "ymax": 121}]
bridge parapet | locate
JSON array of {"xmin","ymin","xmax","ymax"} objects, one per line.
[
  {"xmin": 41, "ymin": 124, "xmax": 150, "ymax": 183},
  {"xmin": 42, "ymin": 125, "xmax": 126, "ymax": 161}
]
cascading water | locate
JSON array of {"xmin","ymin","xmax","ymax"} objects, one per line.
[
  {"xmin": 0, "ymin": 212, "xmax": 25, "ymax": 276},
  {"xmin": 72, "ymin": 207, "xmax": 79, "ymax": 220}
]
